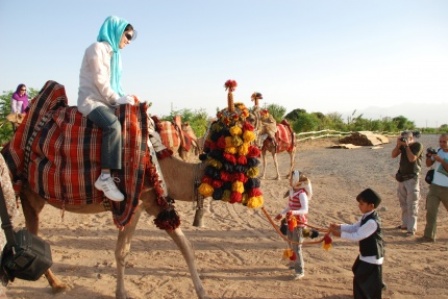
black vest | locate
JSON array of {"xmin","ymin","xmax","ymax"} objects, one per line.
[{"xmin": 359, "ymin": 211, "xmax": 384, "ymax": 259}]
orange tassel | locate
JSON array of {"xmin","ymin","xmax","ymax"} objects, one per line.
[
  {"xmin": 322, "ymin": 234, "xmax": 333, "ymax": 251},
  {"xmin": 288, "ymin": 216, "xmax": 297, "ymax": 232}
]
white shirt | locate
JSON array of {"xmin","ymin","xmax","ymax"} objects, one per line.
[
  {"xmin": 340, "ymin": 211, "xmax": 383, "ymax": 265},
  {"xmin": 77, "ymin": 42, "xmax": 120, "ymax": 116}
]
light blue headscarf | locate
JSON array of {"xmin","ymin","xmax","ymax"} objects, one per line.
[{"xmin": 97, "ymin": 16, "xmax": 129, "ymax": 97}]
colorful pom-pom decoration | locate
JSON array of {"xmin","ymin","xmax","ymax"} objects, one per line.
[
  {"xmin": 198, "ymin": 79, "xmax": 264, "ymax": 208},
  {"xmin": 322, "ymin": 234, "xmax": 333, "ymax": 251}
]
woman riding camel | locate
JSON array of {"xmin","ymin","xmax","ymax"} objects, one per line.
[{"xmin": 77, "ymin": 15, "xmax": 137, "ymax": 202}]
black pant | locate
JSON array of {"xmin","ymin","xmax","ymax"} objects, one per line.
[{"xmin": 352, "ymin": 257, "xmax": 383, "ymax": 299}]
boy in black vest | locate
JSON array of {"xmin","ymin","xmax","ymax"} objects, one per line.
[{"xmin": 329, "ymin": 188, "xmax": 384, "ymax": 299}]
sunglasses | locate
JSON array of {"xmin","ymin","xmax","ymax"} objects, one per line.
[
  {"xmin": 20, "ymin": 88, "xmax": 26, "ymax": 91},
  {"xmin": 124, "ymin": 33, "xmax": 133, "ymax": 41}
]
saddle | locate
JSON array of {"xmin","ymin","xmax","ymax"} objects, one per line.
[
  {"xmin": 263, "ymin": 120, "xmax": 295, "ymax": 153},
  {"xmin": 2, "ymin": 81, "xmax": 150, "ymax": 228}
]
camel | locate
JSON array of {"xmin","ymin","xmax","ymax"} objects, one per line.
[
  {"xmin": 5, "ymin": 113, "xmax": 25, "ymax": 132},
  {"xmin": 249, "ymin": 92, "xmax": 296, "ymax": 180},
  {"xmin": 6, "ymin": 152, "xmax": 208, "ymax": 299},
  {"xmin": 155, "ymin": 115, "xmax": 200, "ymax": 162},
  {"xmin": 1, "ymin": 81, "xmax": 210, "ymax": 299}
]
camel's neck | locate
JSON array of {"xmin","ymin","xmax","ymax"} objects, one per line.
[{"xmin": 158, "ymin": 157, "xmax": 205, "ymax": 202}]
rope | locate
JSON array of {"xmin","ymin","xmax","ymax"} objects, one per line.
[{"xmin": 261, "ymin": 207, "xmax": 330, "ymax": 246}]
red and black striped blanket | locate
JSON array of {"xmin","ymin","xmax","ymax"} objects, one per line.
[
  {"xmin": 3, "ymin": 81, "xmax": 150, "ymax": 228},
  {"xmin": 266, "ymin": 120, "xmax": 295, "ymax": 153}
]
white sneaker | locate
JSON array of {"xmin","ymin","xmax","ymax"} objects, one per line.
[
  {"xmin": 94, "ymin": 176, "xmax": 125, "ymax": 202},
  {"xmin": 293, "ymin": 273, "xmax": 305, "ymax": 280}
]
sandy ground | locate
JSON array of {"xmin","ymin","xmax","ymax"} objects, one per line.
[{"xmin": 5, "ymin": 134, "xmax": 448, "ymax": 299}]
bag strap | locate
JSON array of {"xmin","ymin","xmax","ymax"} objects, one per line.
[{"xmin": 0, "ymin": 182, "xmax": 17, "ymax": 247}]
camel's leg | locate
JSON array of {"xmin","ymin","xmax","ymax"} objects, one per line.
[
  {"xmin": 272, "ymin": 152, "xmax": 280, "ymax": 180},
  {"xmin": 287, "ymin": 148, "xmax": 296, "ymax": 179},
  {"xmin": 260, "ymin": 150, "xmax": 267, "ymax": 179},
  {"xmin": 20, "ymin": 189, "xmax": 67, "ymax": 292},
  {"xmin": 115, "ymin": 204, "xmax": 143, "ymax": 299},
  {"xmin": 165, "ymin": 228, "xmax": 208, "ymax": 299}
]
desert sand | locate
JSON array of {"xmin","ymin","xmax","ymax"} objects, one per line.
[{"xmin": 5, "ymin": 134, "xmax": 448, "ymax": 299}]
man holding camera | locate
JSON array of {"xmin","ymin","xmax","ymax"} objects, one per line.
[
  {"xmin": 419, "ymin": 133, "xmax": 448, "ymax": 242},
  {"xmin": 391, "ymin": 130, "xmax": 423, "ymax": 236}
]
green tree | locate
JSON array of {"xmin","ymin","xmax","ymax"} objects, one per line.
[
  {"xmin": 285, "ymin": 108, "xmax": 307, "ymax": 122},
  {"xmin": 266, "ymin": 104, "xmax": 286, "ymax": 123},
  {"xmin": 325, "ymin": 112, "xmax": 347, "ymax": 131},
  {"xmin": 392, "ymin": 115, "xmax": 415, "ymax": 130},
  {"xmin": 292, "ymin": 112, "xmax": 319, "ymax": 132},
  {"xmin": 0, "ymin": 88, "xmax": 39, "ymax": 144},
  {"xmin": 161, "ymin": 108, "xmax": 209, "ymax": 137}
]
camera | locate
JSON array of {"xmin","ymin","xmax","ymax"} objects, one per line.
[
  {"xmin": 427, "ymin": 147, "xmax": 437, "ymax": 155},
  {"xmin": 400, "ymin": 137, "xmax": 407, "ymax": 142}
]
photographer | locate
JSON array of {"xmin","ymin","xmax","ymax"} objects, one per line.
[
  {"xmin": 391, "ymin": 130, "xmax": 423, "ymax": 236},
  {"xmin": 419, "ymin": 133, "xmax": 448, "ymax": 242}
]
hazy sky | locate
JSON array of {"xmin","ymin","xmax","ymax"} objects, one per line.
[{"xmin": 1, "ymin": 1, "xmax": 447, "ymax": 127}]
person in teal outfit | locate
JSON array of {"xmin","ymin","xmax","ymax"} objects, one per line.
[{"xmin": 77, "ymin": 16, "xmax": 137, "ymax": 202}]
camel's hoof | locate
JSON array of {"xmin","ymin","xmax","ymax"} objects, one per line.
[{"xmin": 51, "ymin": 283, "xmax": 68, "ymax": 293}]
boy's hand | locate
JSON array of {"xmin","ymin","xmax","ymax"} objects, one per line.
[{"xmin": 329, "ymin": 223, "xmax": 342, "ymax": 237}]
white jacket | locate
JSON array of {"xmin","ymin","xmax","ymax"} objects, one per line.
[{"xmin": 77, "ymin": 42, "xmax": 120, "ymax": 116}]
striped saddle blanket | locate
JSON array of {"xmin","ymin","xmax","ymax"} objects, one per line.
[
  {"xmin": 3, "ymin": 81, "xmax": 150, "ymax": 228},
  {"xmin": 267, "ymin": 120, "xmax": 295, "ymax": 153}
]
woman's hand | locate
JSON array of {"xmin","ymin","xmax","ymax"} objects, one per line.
[{"xmin": 117, "ymin": 95, "xmax": 135, "ymax": 105}]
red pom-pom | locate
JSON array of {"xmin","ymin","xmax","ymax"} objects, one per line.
[
  {"xmin": 232, "ymin": 172, "xmax": 247, "ymax": 183},
  {"xmin": 247, "ymin": 146, "xmax": 261, "ymax": 158},
  {"xmin": 249, "ymin": 188, "xmax": 263, "ymax": 197},
  {"xmin": 290, "ymin": 251, "xmax": 297, "ymax": 261},
  {"xmin": 237, "ymin": 155, "xmax": 247, "ymax": 165},
  {"xmin": 212, "ymin": 180, "xmax": 223, "ymax": 188},
  {"xmin": 230, "ymin": 192, "xmax": 243, "ymax": 203},
  {"xmin": 224, "ymin": 79, "xmax": 238, "ymax": 91},
  {"xmin": 220, "ymin": 171, "xmax": 232, "ymax": 182},
  {"xmin": 242, "ymin": 121, "xmax": 254, "ymax": 131},
  {"xmin": 202, "ymin": 176, "xmax": 213, "ymax": 184},
  {"xmin": 223, "ymin": 152, "xmax": 237, "ymax": 164},
  {"xmin": 217, "ymin": 136, "xmax": 227, "ymax": 149}
]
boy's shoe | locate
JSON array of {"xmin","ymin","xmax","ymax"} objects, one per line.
[
  {"xmin": 293, "ymin": 273, "xmax": 305, "ymax": 280},
  {"xmin": 94, "ymin": 176, "xmax": 125, "ymax": 202}
]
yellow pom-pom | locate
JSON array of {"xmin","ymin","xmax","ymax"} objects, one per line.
[
  {"xmin": 247, "ymin": 167, "xmax": 259, "ymax": 178},
  {"xmin": 229, "ymin": 125, "xmax": 242, "ymax": 136},
  {"xmin": 232, "ymin": 181, "xmax": 244, "ymax": 193},
  {"xmin": 231, "ymin": 136, "xmax": 243, "ymax": 147},
  {"xmin": 224, "ymin": 146, "xmax": 237, "ymax": 154},
  {"xmin": 246, "ymin": 196, "xmax": 263, "ymax": 208},
  {"xmin": 222, "ymin": 189, "xmax": 231, "ymax": 202},
  {"xmin": 211, "ymin": 122, "xmax": 223, "ymax": 132},
  {"xmin": 198, "ymin": 183, "xmax": 214, "ymax": 197},
  {"xmin": 238, "ymin": 143, "xmax": 249, "ymax": 156},
  {"xmin": 209, "ymin": 158, "xmax": 222, "ymax": 169},
  {"xmin": 243, "ymin": 130, "xmax": 256, "ymax": 143},
  {"xmin": 225, "ymin": 136, "xmax": 233, "ymax": 148}
]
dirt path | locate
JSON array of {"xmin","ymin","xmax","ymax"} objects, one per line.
[{"xmin": 6, "ymin": 134, "xmax": 448, "ymax": 299}]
